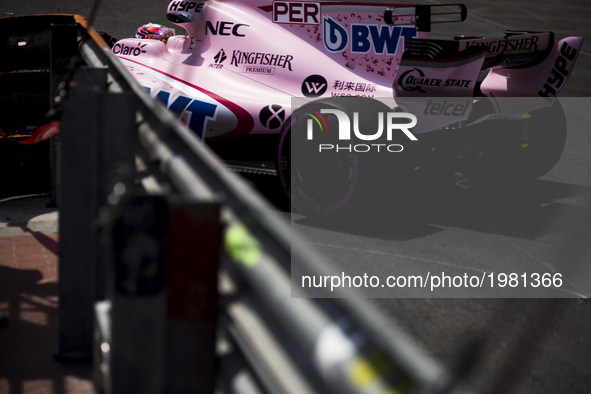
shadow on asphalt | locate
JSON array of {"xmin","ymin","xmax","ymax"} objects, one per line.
[{"xmin": 289, "ymin": 177, "xmax": 591, "ymax": 242}]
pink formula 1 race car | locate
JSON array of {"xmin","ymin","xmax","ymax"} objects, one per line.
[
  {"xmin": 104, "ymin": 0, "xmax": 583, "ymax": 213},
  {"xmin": 0, "ymin": 2, "xmax": 582, "ymax": 212}
]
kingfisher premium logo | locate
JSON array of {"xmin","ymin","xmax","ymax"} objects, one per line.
[{"xmin": 230, "ymin": 50, "xmax": 294, "ymax": 71}]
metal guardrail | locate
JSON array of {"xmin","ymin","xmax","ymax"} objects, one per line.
[{"xmin": 54, "ymin": 21, "xmax": 462, "ymax": 394}]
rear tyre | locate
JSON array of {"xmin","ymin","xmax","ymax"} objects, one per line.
[{"xmin": 464, "ymin": 99, "xmax": 567, "ymax": 186}]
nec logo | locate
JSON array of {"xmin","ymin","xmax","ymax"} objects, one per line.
[
  {"xmin": 273, "ymin": 1, "xmax": 320, "ymax": 25},
  {"xmin": 205, "ymin": 21, "xmax": 249, "ymax": 37}
]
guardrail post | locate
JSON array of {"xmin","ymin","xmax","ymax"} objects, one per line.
[
  {"xmin": 109, "ymin": 195, "xmax": 168, "ymax": 394},
  {"xmin": 57, "ymin": 68, "xmax": 137, "ymax": 360},
  {"xmin": 100, "ymin": 197, "xmax": 221, "ymax": 393},
  {"xmin": 49, "ymin": 23, "xmax": 78, "ymax": 206},
  {"xmin": 165, "ymin": 199, "xmax": 221, "ymax": 393}
]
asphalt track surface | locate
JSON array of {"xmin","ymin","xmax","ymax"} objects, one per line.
[{"xmin": 2, "ymin": 0, "xmax": 591, "ymax": 393}]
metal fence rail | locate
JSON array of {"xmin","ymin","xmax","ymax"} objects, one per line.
[{"xmin": 55, "ymin": 22, "xmax": 462, "ymax": 394}]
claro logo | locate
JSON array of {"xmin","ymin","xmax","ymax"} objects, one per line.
[
  {"xmin": 113, "ymin": 42, "xmax": 147, "ymax": 57},
  {"xmin": 306, "ymin": 108, "xmax": 417, "ymax": 153}
]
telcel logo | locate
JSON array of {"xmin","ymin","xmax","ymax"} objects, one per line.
[{"xmin": 306, "ymin": 109, "xmax": 417, "ymax": 153}]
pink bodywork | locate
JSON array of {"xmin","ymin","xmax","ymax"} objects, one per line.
[
  {"xmin": 114, "ymin": 0, "xmax": 426, "ymax": 140},
  {"xmin": 113, "ymin": 0, "xmax": 583, "ymax": 138}
]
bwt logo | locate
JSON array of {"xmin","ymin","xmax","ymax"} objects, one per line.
[
  {"xmin": 147, "ymin": 88, "xmax": 218, "ymax": 138},
  {"xmin": 323, "ymin": 16, "xmax": 417, "ymax": 55},
  {"xmin": 305, "ymin": 108, "xmax": 418, "ymax": 153}
]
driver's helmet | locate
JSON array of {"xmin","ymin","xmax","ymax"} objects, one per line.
[{"xmin": 134, "ymin": 23, "xmax": 175, "ymax": 43}]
